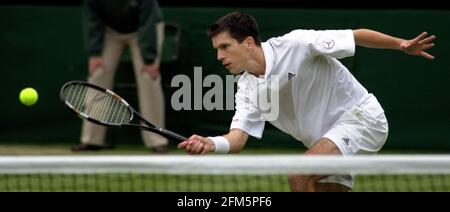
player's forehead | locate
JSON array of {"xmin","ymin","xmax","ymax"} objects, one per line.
[{"xmin": 212, "ymin": 31, "xmax": 236, "ymax": 48}]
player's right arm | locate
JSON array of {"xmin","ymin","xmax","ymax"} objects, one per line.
[
  {"xmin": 223, "ymin": 129, "xmax": 249, "ymax": 153},
  {"xmin": 177, "ymin": 129, "xmax": 249, "ymax": 155}
]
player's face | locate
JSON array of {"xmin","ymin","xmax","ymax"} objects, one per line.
[{"xmin": 212, "ymin": 32, "xmax": 250, "ymax": 75}]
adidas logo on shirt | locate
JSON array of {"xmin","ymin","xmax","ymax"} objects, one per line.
[
  {"xmin": 288, "ymin": 72, "xmax": 296, "ymax": 80},
  {"xmin": 342, "ymin": 137, "xmax": 350, "ymax": 145}
]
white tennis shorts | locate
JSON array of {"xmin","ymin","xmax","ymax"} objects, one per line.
[{"xmin": 321, "ymin": 94, "xmax": 389, "ymax": 189}]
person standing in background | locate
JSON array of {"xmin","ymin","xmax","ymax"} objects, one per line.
[{"xmin": 72, "ymin": 0, "xmax": 168, "ymax": 153}]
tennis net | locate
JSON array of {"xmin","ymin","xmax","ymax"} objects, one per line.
[{"xmin": 0, "ymin": 155, "xmax": 449, "ymax": 192}]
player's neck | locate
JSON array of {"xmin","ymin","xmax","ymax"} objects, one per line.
[{"xmin": 247, "ymin": 46, "xmax": 266, "ymax": 78}]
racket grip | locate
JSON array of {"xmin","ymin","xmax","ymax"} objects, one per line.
[{"xmin": 160, "ymin": 128, "xmax": 188, "ymax": 142}]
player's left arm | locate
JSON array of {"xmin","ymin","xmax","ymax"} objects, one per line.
[{"xmin": 353, "ymin": 29, "xmax": 436, "ymax": 59}]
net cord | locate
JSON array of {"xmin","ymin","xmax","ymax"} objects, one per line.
[{"xmin": 1, "ymin": 155, "xmax": 450, "ymax": 175}]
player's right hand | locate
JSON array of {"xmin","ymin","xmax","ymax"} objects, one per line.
[{"xmin": 177, "ymin": 134, "xmax": 214, "ymax": 155}]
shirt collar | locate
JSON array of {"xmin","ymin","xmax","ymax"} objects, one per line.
[{"xmin": 261, "ymin": 41, "xmax": 274, "ymax": 80}]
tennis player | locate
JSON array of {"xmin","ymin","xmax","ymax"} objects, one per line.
[{"xmin": 178, "ymin": 11, "xmax": 436, "ymax": 191}]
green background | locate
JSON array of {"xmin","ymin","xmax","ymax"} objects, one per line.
[{"xmin": 0, "ymin": 6, "xmax": 449, "ymax": 151}]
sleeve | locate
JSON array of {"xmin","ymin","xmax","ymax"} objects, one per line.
[
  {"xmin": 138, "ymin": 0, "xmax": 163, "ymax": 64},
  {"xmin": 287, "ymin": 29, "xmax": 355, "ymax": 59},
  {"xmin": 230, "ymin": 75, "xmax": 265, "ymax": 139},
  {"xmin": 82, "ymin": 0, "xmax": 104, "ymax": 56}
]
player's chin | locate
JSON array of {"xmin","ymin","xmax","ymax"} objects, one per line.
[{"xmin": 228, "ymin": 68, "xmax": 243, "ymax": 75}]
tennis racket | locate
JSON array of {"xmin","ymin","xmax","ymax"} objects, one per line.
[{"xmin": 60, "ymin": 81, "xmax": 187, "ymax": 142}]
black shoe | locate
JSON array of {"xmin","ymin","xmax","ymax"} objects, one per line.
[
  {"xmin": 71, "ymin": 144, "xmax": 114, "ymax": 152},
  {"xmin": 152, "ymin": 145, "xmax": 169, "ymax": 154}
]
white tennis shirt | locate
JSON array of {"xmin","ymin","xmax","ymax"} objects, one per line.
[{"xmin": 230, "ymin": 29, "xmax": 370, "ymax": 147}]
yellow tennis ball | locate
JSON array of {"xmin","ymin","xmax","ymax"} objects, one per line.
[{"xmin": 19, "ymin": 87, "xmax": 38, "ymax": 106}]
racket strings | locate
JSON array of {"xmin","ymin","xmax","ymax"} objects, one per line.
[{"xmin": 63, "ymin": 84, "xmax": 132, "ymax": 124}]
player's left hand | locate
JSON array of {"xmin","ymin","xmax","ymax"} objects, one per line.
[
  {"xmin": 177, "ymin": 135, "xmax": 214, "ymax": 155},
  {"xmin": 140, "ymin": 63, "xmax": 160, "ymax": 80},
  {"xmin": 400, "ymin": 32, "xmax": 436, "ymax": 59}
]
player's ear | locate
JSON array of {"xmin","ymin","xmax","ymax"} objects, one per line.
[{"xmin": 244, "ymin": 36, "xmax": 255, "ymax": 48}]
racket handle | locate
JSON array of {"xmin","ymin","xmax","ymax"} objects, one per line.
[{"xmin": 160, "ymin": 128, "xmax": 188, "ymax": 142}]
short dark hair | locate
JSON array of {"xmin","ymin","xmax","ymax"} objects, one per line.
[{"xmin": 207, "ymin": 11, "xmax": 261, "ymax": 46}]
